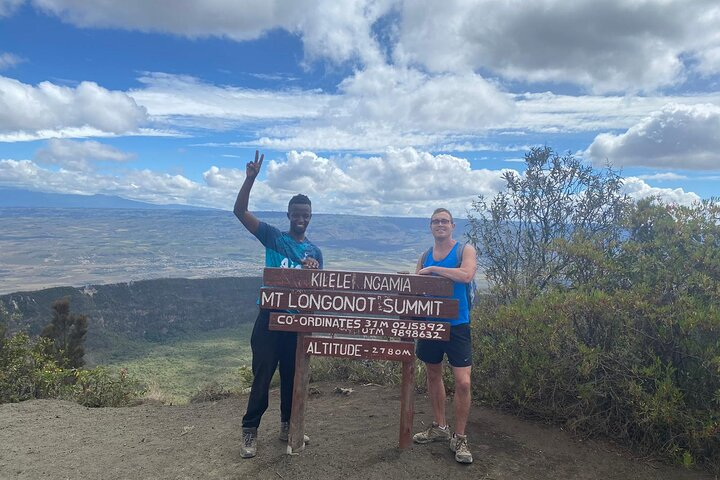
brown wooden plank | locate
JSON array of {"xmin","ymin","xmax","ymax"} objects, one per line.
[
  {"xmin": 263, "ymin": 268, "xmax": 453, "ymax": 296},
  {"xmin": 399, "ymin": 359, "xmax": 415, "ymax": 449},
  {"xmin": 287, "ymin": 333, "xmax": 310, "ymax": 454},
  {"xmin": 269, "ymin": 313, "xmax": 450, "ymax": 340},
  {"xmin": 260, "ymin": 288, "xmax": 458, "ymax": 319},
  {"xmin": 303, "ymin": 336, "xmax": 415, "ymax": 361}
]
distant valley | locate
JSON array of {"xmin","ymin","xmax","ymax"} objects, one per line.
[{"xmin": 0, "ymin": 203, "xmax": 470, "ymax": 294}]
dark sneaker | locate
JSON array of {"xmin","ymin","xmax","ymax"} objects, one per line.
[
  {"xmin": 450, "ymin": 433, "xmax": 473, "ymax": 464},
  {"xmin": 241, "ymin": 427, "xmax": 257, "ymax": 458},
  {"xmin": 413, "ymin": 422, "xmax": 451, "ymax": 444},
  {"xmin": 279, "ymin": 421, "xmax": 310, "ymax": 443}
]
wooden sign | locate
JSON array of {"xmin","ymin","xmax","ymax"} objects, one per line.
[
  {"xmin": 270, "ymin": 313, "xmax": 450, "ymax": 340},
  {"xmin": 263, "ymin": 267, "xmax": 453, "ymax": 296},
  {"xmin": 260, "ymin": 288, "xmax": 458, "ymax": 319},
  {"xmin": 271, "ymin": 265, "xmax": 460, "ymax": 454},
  {"xmin": 303, "ymin": 337, "xmax": 415, "ymax": 361}
]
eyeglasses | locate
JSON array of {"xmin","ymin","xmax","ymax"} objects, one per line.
[{"xmin": 430, "ymin": 218, "xmax": 452, "ymax": 225}]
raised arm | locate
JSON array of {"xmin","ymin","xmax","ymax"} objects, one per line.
[
  {"xmin": 233, "ymin": 150, "xmax": 263, "ymax": 235},
  {"xmin": 418, "ymin": 244, "xmax": 477, "ymax": 283}
]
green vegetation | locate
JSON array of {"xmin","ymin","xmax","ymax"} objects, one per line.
[
  {"xmin": 467, "ymin": 146, "xmax": 628, "ymax": 303},
  {"xmin": 0, "ymin": 331, "xmax": 143, "ymax": 407},
  {"xmin": 468, "ymin": 148, "xmax": 720, "ymax": 473},
  {"xmin": 102, "ymin": 325, "xmax": 255, "ymax": 404},
  {"xmin": 41, "ymin": 298, "xmax": 88, "ymax": 369}
]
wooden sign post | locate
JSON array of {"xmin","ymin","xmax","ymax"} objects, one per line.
[{"xmin": 261, "ymin": 267, "xmax": 456, "ymax": 454}]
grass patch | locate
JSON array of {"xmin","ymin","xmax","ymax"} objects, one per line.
[{"xmin": 102, "ymin": 325, "xmax": 254, "ymax": 404}]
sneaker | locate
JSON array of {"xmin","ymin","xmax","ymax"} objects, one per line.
[
  {"xmin": 279, "ymin": 421, "xmax": 310, "ymax": 443},
  {"xmin": 413, "ymin": 422, "xmax": 451, "ymax": 444},
  {"xmin": 241, "ymin": 427, "xmax": 257, "ymax": 458},
  {"xmin": 450, "ymin": 433, "xmax": 473, "ymax": 464}
]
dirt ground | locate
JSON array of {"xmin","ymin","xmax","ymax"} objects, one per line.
[{"xmin": 0, "ymin": 382, "xmax": 715, "ymax": 480}]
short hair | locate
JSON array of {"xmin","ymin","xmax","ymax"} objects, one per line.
[
  {"xmin": 431, "ymin": 207, "xmax": 453, "ymax": 223},
  {"xmin": 288, "ymin": 194, "xmax": 311, "ymax": 210}
]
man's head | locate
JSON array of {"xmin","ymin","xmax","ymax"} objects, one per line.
[
  {"xmin": 430, "ymin": 207, "xmax": 455, "ymax": 240},
  {"xmin": 287, "ymin": 194, "xmax": 312, "ymax": 237}
]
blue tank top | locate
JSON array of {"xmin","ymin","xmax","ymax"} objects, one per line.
[{"xmin": 422, "ymin": 242, "xmax": 470, "ymax": 326}]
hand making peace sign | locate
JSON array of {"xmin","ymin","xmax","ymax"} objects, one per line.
[{"xmin": 246, "ymin": 150, "xmax": 264, "ymax": 180}]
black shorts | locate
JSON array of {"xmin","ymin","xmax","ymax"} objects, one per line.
[{"xmin": 416, "ymin": 323, "xmax": 472, "ymax": 368}]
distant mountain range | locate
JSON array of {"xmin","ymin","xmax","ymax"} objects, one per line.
[{"xmin": 0, "ymin": 187, "xmax": 215, "ymax": 210}]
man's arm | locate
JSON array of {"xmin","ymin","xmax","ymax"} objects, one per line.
[
  {"xmin": 418, "ymin": 244, "xmax": 477, "ymax": 283},
  {"xmin": 233, "ymin": 150, "xmax": 263, "ymax": 235},
  {"xmin": 415, "ymin": 255, "xmax": 424, "ymax": 274}
]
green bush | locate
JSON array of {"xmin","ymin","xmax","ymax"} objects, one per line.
[
  {"xmin": 0, "ymin": 332, "xmax": 69, "ymax": 403},
  {"xmin": 70, "ymin": 367, "xmax": 145, "ymax": 407},
  {"xmin": 472, "ymin": 290, "xmax": 719, "ymax": 472},
  {"xmin": 0, "ymin": 330, "xmax": 144, "ymax": 407},
  {"xmin": 472, "ymin": 198, "xmax": 720, "ymax": 472}
]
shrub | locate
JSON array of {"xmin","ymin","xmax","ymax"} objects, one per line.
[
  {"xmin": 473, "ymin": 285, "xmax": 720, "ymax": 472},
  {"xmin": 70, "ymin": 367, "xmax": 145, "ymax": 407},
  {"xmin": 0, "ymin": 332, "xmax": 70, "ymax": 403},
  {"xmin": 0, "ymin": 330, "xmax": 144, "ymax": 407}
]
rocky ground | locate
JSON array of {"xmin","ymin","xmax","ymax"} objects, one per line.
[{"xmin": 0, "ymin": 381, "xmax": 714, "ymax": 480}]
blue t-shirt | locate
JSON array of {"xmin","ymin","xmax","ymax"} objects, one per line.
[
  {"xmin": 422, "ymin": 242, "xmax": 470, "ymax": 326},
  {"xmin": 254, "ymin": 221, "xmax": 323, "ymax": 269}
]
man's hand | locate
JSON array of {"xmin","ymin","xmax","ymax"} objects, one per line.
[
  {"xmin": 234, "ymin": 150, "xmax": 264, "ymax": 234},
  {"xmin": 418, "ymin": 266, "xmax": 435, "ymax": 275},
  {"xmin": 246, "ymin": 150, "xmax": 264, "ymax": 180},
  {"xmin": 301, "ymin": 257, "xmax": 320, "ymax": 269}
]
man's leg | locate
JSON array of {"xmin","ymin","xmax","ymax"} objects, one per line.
[
  {"xmin": 451, "ymin": 366, "xmax": 472, "ymax": 435},
  {"xmin": 277, "ymin": 330, "xmax": 297, "ymax": 423},
  {"xmin": 242, "ymin": 310, "xmax": 280, "ymax": 429},
  {"xmin": 426, "ymin": 362, "xmax": 447, "ymax": 427},
  {"xmin": 413, "ymin": 360, "xmax": 452, "ymax": 444},
  {"xmin": 446, "ymin": 323, "xmax": 473, "ymax": 464}
]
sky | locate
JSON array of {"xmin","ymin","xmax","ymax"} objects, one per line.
[{"xmin": 0, "ymin": 0, "xmax": 719, "ymax": 216}]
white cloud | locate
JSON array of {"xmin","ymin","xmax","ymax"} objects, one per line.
[
  {"xmin": 695, "ymin": 45, "xmax": 720, "ymax": 76},
  {"xmin": 35, "ymin": 139, "xmax": 135, "ymax": 171},
  {"xmin": 244, "ymin": 65, "xmax": 513, "ymax": 151},
  {"xmin": 0, "ymin": 127, "xmax": 180, "ymax": 143},
  {"xmin": 129, "ymin": 72, "xmax": 329, "ymax": 121},
  {"xmin": 585, "ymin": 103, "xmax": 720, "ymax": 170},
  {"xmin": 622, "ymin": 177, "xmax": 701, "ymax": 205},
  {"xmin": 0, "ymin": 0, "xmax": 23, "ymax": 16},
  {"xmin": 30, "ymin": 0, "xmax": 394, "ymax": 66},
  {"xmin": 7, "ymin": 0, "xmax": 719, "ymax": 98},
  {"xmin": 260, "ymin": 147, "xmax": 509, "ymax": 215},
  {"xmin": 0, "ymin": 76, "xmax": 148, "ymax": 136},
  {"xmin": 0, "ymin": 52, "xmax": 23, "ymax": 69},
  {"xmin": 395, "ymin": 0, "xmax": 720, "ymax": 93},
  {"xmin": 1, "ymin": 148, "xmax": 511, "ymax": 215},
  {"xmin": 636, "ymin": 172, "xmax": 688, "ymax": 181},
  {"xmin": 336, "ymin": 66, "xmax": 513, "ymax": 131},
  {"xmin": 0, "ymin": 157, "xmax": 215, "ymax": 207}
]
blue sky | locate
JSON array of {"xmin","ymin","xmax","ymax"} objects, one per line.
[{"xmin": 1, "ymin": 0, "xmax": 719, "ymax": 216}]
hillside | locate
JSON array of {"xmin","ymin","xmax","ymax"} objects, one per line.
[
  {"xmin": 0, "ymin": 381, "xmax": 712, "ymax": 480},
  {"xmin": 0, "ymin": 277, "xmax": 261, "ymax": 354}
]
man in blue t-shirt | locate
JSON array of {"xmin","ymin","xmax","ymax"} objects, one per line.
[
  {"xmin": 412, "ymin": 207, "xmax": 477, "ymax": 464},
  {"xmin": 233, "ymin": 150, "xmax": 323, "ymax": 459}
]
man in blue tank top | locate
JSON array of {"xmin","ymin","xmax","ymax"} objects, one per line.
[
  {"xmin": 233, "ymin": 150, "xmax": 323, "ymax": 459},
  {"xmin": 413, "ymin": 207, "xmax": 477, "ymax": 464}
]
